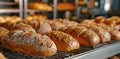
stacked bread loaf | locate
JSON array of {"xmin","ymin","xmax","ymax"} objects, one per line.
[
  {"xmin": 0, "ymin": 16, "xmax": 21, "ymax": 23},
  {"xmin": 0, "ymin": 16, "xmax": 120, "ymax": 57},
  {"xmin": 26, "ymin": 14, "xmax": 47, "ymax": 21},
  {"xmin": 57, "ymin": 2, "xmax": 76, "ymax": 11},
  {"xmin": 28, "ymin": 2, "xmax": 52, "ymax": 11}
]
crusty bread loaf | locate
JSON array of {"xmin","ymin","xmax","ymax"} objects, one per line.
[
  {"xmin": 0, "ymin": 22, "xmax": 36, "ymax": 32},
  {"xmin": 47, "ymin": 20, "xmax": 65, "ymax": 30},
  {"xmin": 59, "ymin": 26, "xmax": 100, "ymax": 46},
  {"xmin": 17, "ymin": 20, "xmax": 40, "ymax": 31},
  {"xmin": 0, "ymin": 22, "xmax": 15, "ymax": 31},
  {"xmin": 0, "ymin": 27, "xmax": 9, "ymax": 42},
  {"xmin": 94, "ymin": 23, "xmax": 120, "ymax": 40},
  {"xmin": 80, "ymin": 19, "xmax": 96, "ymax": 24},
  {"xmin": 45, "ymin": 31, "xmax": 80, "ymax": 51},
  {"xmin": 1, "ymin": 30, "xmax": 57, "ymax": 57},
  {"xmin": 37, "ymin": 21, "xmax": 52, "ymax": 34},
  {"xmin": 79, "ymin": 24, "xmax": 111, "ymax": 43},
  {"xmin": 95, "ymin": 16, "xmax": 106, "ymax": 23},
  {"xmin": 27, "ymin": 14, "xmax": 47, "ymax": 21},
  {"xmin": 57, "ymin": 2, "xmax": 76, "ymax": 11},
  {"xmin": 14, "ymin": 23, "xmax": 36, "ymax": 32},
  {"xmin": 17, "ymin": 20, "xmax": 51, "ymax": 34},
  {"xmin": 28, "ymin": 2, "xmax": 52, "ymax": 11},
  {"xmin": 0, "ymin": 17, "xmax": 6, "ymax": 23}
]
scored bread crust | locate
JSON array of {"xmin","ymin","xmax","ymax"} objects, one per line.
[
  {"xmin": 59, "ymin": 26, "xmax": 100, "ymax": 46},
  {"xmin": 79, "ymin": 24, "xmax": 111, "ymax": 43},
  {"xmin": 45, "ymin": 31, "xmax": 80, "ymax": 51},
  {"xmin": 1, "ymin": 30, "xmax": 57, "ymax": 57},
  {"xmin": 94, "ymin": 23, "xmax": 120, "ymax": 40}
]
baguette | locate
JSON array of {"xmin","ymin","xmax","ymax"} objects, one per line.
[
  {"xmin": 59, "ymin": 26, "xmax": 100, "ymax": 46},
  {"xmin": 1, "ymin": 30, "xmax": 57, "ymax": 57},
  {"xmin": 44, "ymin": 31, "xmax": 80, "ymax": 51}
]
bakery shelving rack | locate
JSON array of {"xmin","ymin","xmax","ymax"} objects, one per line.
[
  {"xmin": 0, "ymin": 0, "xmax": 23, "ymax": 19},
  {"xmin": 23, "ymin": 0, "xmax": 77, "ymax": 19},
  {"xmin": 23, "ymin": 0, "xmax": 57, "ymax": 19}
]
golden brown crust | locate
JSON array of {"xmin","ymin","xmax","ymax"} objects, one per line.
[
  {"xmin": 94, "ymin": 23, "xmax": 120, "ymax": 40},
  {"xmin": 57, "ymin": 2, "xmax": 76, "ymax": 11},
  {"xmin": 28, "ymin": 2, "xmax": 52, "ymax": 11},
  {"xmin": 48, "ymin": 20, "xmax": 65, "ymax": 30},
  {"xmin": 37, "ymin": 21, "xmax": 52, "ymax": 34},
  {"xmin": 79, "ymin": 24, "xmax": 111, "ymax": 43},
  {"xmin": 80, "ymin": 29, "xmax": 100, "ymax": 46},
  {"xmin": 95, "ymin": 16, "xmax": 106, "ymax": 23},
  {"xmin": 0, "ymin": 27, "xmax": 9, "ymax": 42},
  {"xmin": 60, "ymin": 26, "xmax": 100, "ymax": 46},
  {"xmin": 27, "ymin": 14, "xmax": 47, "ymax": 21},
  {"xmin": 1, "ymin": 30, "xmax": 57, "ymax": 57},
  {"xmin": 80, "ymin": 19, "xmax": 96, "ymax": 24},
  {"xmin": 14, "ymin": 23, "xmax": 36, "ymax": 32},
  {"xmin": 45, "ymin": 31, "xmax": 80, "ymax": 51},
  {"xmin": 0, "ymin": 22, "xmax": 15, "ymax": 31}
]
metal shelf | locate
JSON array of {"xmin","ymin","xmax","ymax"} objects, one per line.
[
  {"xmin": 66, "ymin": 41, "xmax": 120, "ymax": 59},
  {"xmin": 0, "ymin": 2, "xmax": 17, "ymax": 5},
  {"xmin": 0, "ymin": 9, "xmax": 20, "ymax": 13}
]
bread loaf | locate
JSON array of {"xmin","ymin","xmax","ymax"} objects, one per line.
[
  {"xmin": 45, "ymin": 31, "xmax": 80, "ymax": 51},
  {"xmin": 1, "ymin": 30, "xmax": 57, "ymax": 57},
  {"xmin": 95, "ymin": 16, "xmax": 106, "ymax": 23},
  {"xmin": 79, "ymin": 24, "xmax": 111, "ymax": 43},
  {"xmin": 59, "ymin": 26, "xmax": 100, "ymax": 46},
  {"xmin": 14, "ymin": 23, "xmax": 36, "ymax": 32},
  {"xmin": 28, "ymin": 2, "xmax": 52, "ymax": 11},
  {"xmin": 94, "ymin": 23, "xmax": 120, "ymax": 40},
  {"xmin": 0, "ymin": 27, "xmax": 9, "ymax": 42},
  {"xmin": 57, "ymin": 2, "xmax": 76, "ymax": 11}
]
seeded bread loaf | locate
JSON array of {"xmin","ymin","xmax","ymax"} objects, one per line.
[
  {"xmin": 59, "ymin": 26, "xmax": 100, "ymax": 46},
  {"xmin": 1, "ymin": 30, "xmax": 57, "ymax": 57},
  {"xmin": 45, "ymin": 31, "xmax": 80, "ymax": 51}
]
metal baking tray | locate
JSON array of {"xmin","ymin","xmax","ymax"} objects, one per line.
[{"xmin": 0, "ymin": 40, "xmax": 120, "ymax": 59}]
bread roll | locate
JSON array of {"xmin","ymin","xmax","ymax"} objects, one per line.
[
  {"xmin": 59, "ymin": 26, "xmax": 100, "ymax": 46},
  {"xmin": 79, "ymin": 24, "xmax": 111, "ymax": 43},
  {"xmin": 45, "ymin": 31, "xmax": 80, "ymax": 51},
  {"xmin": 28, "ymin": 2, "xmax": 52, "ymax": 11},
  {"xmin": 94, "ymin": 23, "xmax": 120, "ymax": 40},
  {"xmin": 1, "ymin": 30, "xmax": 57, "ymax": 57}
]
